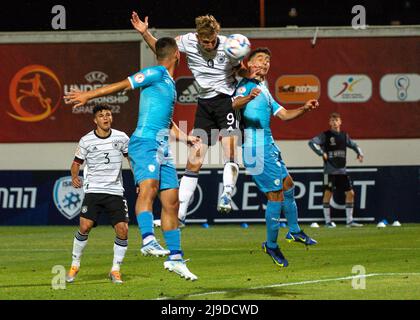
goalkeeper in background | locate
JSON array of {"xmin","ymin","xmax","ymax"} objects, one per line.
[{"xmin": 308, "ymin": 112, "xmax": 364, "ymax": 228}]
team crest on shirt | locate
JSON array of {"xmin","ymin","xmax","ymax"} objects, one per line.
[
  {"xmin": 148, "ymin": 165, "xmax": 156, "ymax": 172},
  {"xmin": 330, "ymin": 137, "xmax": 336, "ymax": 146},
  {"xmin": 237, "ymin": 86, "xmax": 246, "ymax": 95},
  {"xmin": 216, "ymin": 53, "xmax": 226, "ymax": 64},
  {"xmin": 53, "ymin": 176, "xmax": 85, "ymax": 220},
  {"xmin": 274, "ymin": 179, "xmax": 281, "ymax": 186},
  {"xmin": 134, "ymin": 73, "xmax": 145, "ymax": 83},
  {"xmin": 112, "ymin": 139, "xmax": 124, "ymax": 150}
]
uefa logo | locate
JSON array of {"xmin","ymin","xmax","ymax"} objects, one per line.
[{"xmin": 53, "ymin": 176, "xmax": 84, "ymax": 220}]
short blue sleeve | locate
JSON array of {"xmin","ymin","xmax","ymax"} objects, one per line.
[
  {"xmin": 271, "ymin": 99, "xmax": 283, "ymax": 116},
  {"xmin": 127, "ymin": 67, "xmax": 163, "ymax": 90},
  {"xmin": 234, "ymin": 79, "xmax": 254, "ymax": 97},
  {"xmin": 268, "ymin": 91, "xmax": 283, "ymax": 116}
]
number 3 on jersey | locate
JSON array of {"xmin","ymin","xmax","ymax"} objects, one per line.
[{"xmin": 104, "ymin": 153, "xmax": 110, "ymax": 164}]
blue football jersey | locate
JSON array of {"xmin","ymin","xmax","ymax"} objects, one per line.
[
  {"xmin": 128, "ymin": 65, "xmax": 176, "ymax": 141},
  {"xmin": 235, "ymin": 78, "xmax": 283, "ymax": 147}
]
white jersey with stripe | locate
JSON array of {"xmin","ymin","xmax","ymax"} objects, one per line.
[
  {"xmin": 176, "ymin": 32, "xmax": 240, "ymax": 99},
  {"xmin": 74, "ymin": 129, "xmax": 129, "ymax": 196}
]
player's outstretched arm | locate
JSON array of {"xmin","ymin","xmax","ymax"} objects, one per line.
[
  {"xmin": 131, "ymin": 11, "xmax": 157, "ymax": 54},
  {"xmin": 232, "ymin": 88, "xmax": 261, "ymax": 110},
  {"xmin": 277, "ymin": 99, "xmax": 319, "ymax": 121},
  {"xmin": 64, "ymin": 79, "xmax": 132, "ymax": 108}
]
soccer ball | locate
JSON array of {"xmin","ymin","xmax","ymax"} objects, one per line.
[{"xmin": 223, "ymin": 34, "xmax": 251, "ymax": 60}]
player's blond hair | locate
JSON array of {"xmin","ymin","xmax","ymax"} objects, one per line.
[{"xmin": 195, "ymin": 14, "xmax": 220, "ymax": 37}]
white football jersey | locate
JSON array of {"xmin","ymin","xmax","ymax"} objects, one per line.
[
  {"xmin": 176, "ymin": 32, "xmax": 240, "ymax": 99},
  {"xmin": 74, "ymin": 129, "xmax": 129, "ymax": 196}
]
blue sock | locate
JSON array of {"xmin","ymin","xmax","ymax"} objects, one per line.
[
  {"xmin": 265, "ymin": 201, "xmax": 282, "ymax": 249},
  {"xmin": 283, "ymin": 187, "xmax": 301, "ymax": 234},
  {"xmin": 163, "ymin": 229, "xmax": 183, "ymax": 259},
  {"xmin": 136, "ymin": 211, "xmax": 154, "ymax": 239}
]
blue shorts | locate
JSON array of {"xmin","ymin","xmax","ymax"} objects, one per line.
[
  {"xmin": 128, "ymin": 136, "xmax": 179, "ymax": 191},
  {"xmin": 243, "ymin": 143, "xmax": 289, "ymax": 193}
]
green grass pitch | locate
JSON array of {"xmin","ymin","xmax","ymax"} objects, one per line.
[{"xmin": 1, "ymin": 224, "xmax": 419, "ymax": 300}]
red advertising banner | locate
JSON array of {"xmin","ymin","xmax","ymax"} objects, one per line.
[
  {"xmin": 173, "ymin": 36, "xmax": 420, "ymax": 139},
  {"xmin": 1, "ymin": 37, "xmax": 419, "ymax": 142},
  {"xmin": 0, "ymin": 42, "xmax": 140, "ymax": 142}
]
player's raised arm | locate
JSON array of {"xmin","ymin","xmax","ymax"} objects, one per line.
[
  {"xmin": 131, "ymin": 11, "xmax": 157, "ymax": 54},
  {"xmin": 64, "ymin": 79, "xmax": 132, "ymax": 108},
  {"xmin": 276, "ymin": 99, "xmax": 319, "ymax": 121}
]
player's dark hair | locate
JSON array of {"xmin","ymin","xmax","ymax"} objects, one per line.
[
  {"xmin": 248, "ymin": 47, "xmax": 272, "ymax": 60},
  {"xmin": 93, "ymin": 104, "xmax": 112, "ymax": 116},
  {"xmin": 156, "ymin": 37, "xmax": 178, "ymax": 60},
  {"xmin": 330, "ymin": 112, "xmax": 341, "ymax": 119}
]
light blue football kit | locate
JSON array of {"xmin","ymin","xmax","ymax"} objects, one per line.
[
  {"xmin": 237, "ymin": 78, "xmax": 288, "ymax": 193},
  {"xmin": 235, "ymin": 78, "xmax": 302, "ymax": 250},
  {"xmin": 127, "ymin": 65, "xmax": 181, "ymax": 257},
  {"xmin": 127, "ymin": 65, "xmax": 178, "ymax": 190}
]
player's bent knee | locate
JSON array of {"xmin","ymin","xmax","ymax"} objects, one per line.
[
  {"xmin": 346, "ymin": 189, "xmax": 355, "ymax": 200},
  {"xmin": 79, "ymin": 219, "xmax": 94, "ymax": 234},
  {"xmin": 163, "ymin": 199, "xmax": 179, "ymax": 213},
  {"xmin": 114, "ymin": 223, "xmax": 128, "ymax": 239},
  {"xmin": 79, "ymin": 226, "xmax": 91, "ymax": 234},
  {"xmin": 186, "ymin": 160, "xmax": 203, "ymax": 172},
  {"xmin": 138, "ymin": 186, "xmax": 158, "ymax": 201}
]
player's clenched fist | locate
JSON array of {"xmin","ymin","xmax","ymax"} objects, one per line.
[
  {"xmin": 249, "ymin": 88, "xmax": 261, "ymax": 99},
  {"xmin": 303, "ymin": 99, "xmax": 319, "ymax": 112}
]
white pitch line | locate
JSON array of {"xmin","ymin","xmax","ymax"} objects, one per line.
[{"xmin": 157, "ymin": 272, "xmax": 420, "ymax": 300}]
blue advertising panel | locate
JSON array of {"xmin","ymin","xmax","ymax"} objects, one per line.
[{"xmin": 0, "ymin": 167, "xmax": 419, "ymax": 225}]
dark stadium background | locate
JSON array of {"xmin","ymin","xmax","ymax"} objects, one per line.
[{"xmin": 0, "ymin": 0, "xmax": 419, "ymax": 31}]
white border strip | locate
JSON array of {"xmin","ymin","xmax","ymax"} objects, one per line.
[
  {"xmin": 347, "ymin": 168, "xmax": 378, "ymax": 172},
  {"xmin": 185, "ymin": 219, "xmax": 208, "ymax": 224},
  {"xmin": 2, "ymin": 26, "xmax": 420, "ymax": 44},
  {"xmin": 157, "ymin": 272, "xmax": 420, "ymax": 300},
  {"xmin": 177, "ymin": 170, "xmax": 212, "ymax": 175},
  {"xmin": 213, "ymin": 217, "xmax": 375, "ymax": 223},
  {"xmin": 217, "ymin": 168, "xmax": 378, "ymax": 174}
]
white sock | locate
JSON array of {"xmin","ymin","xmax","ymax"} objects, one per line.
[
  {"xmin": 323, "ymin": 203, "xmax": 331, "ymax": 224},
  {"xmin": 112, "ymin": 237, "xmax": 128, "ymax": 272},
  {"xmin": 178, "ymin": 172, "xmax": 198, "ymax": 221},
  {"xmin": 71, "ymin": 231, "xmax": 89, "ymax": 267},
  {"xmin": 143, "ymin": 235, "xmax": 156, "ymax": 245},
  {"xmin": 223, "ymin": 162, "xmax": 239, "ymax": 195},
  {"xmin": 346, "ymin": 203, "xmax": 354, "ymax": 224}
]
